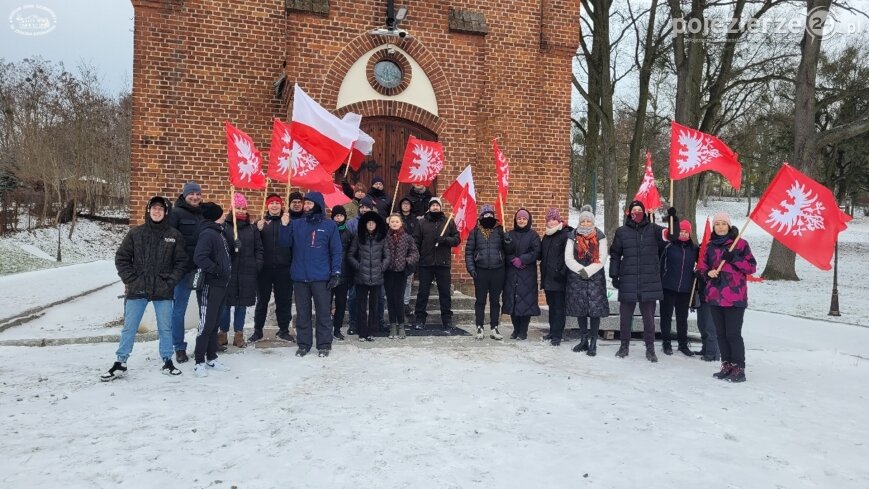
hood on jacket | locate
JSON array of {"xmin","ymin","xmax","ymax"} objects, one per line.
[
  {"xmin": 398, "ymin": 197, "xmax": 413, "ymax": 212},
  {"xmin": 304, "ymin": 192, "xmax": 327, "ymax": 218},
  {"xmin": 358, "ymin": 211, "xmax": 387, "ymax": 243}
]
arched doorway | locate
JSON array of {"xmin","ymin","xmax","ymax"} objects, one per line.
[{"xmin": 341, "ymin": 117, "xmax": 439, "ymax": 197}]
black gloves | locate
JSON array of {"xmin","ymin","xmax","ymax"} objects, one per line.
[
  {"xmin": 437, "ymin": 236, "xmax": 449, "ymax": 245},
  {"xmin": 469, "ymin": 270, "xmax": 477, "ymax": 280},
  {"xmin": 234, "ymin": 239, "xmax": 242, "ymax": 252},
  {"xmin": 667, "ymin": 207, "xmax": 677, "ymax": 217},
  {"xmin": 579, "ymin": 268, "xmax": 589, "ymax": 280},
  {"xmin": 327, "ymin": 275, "xmax": 339, "ymax": 289},
  {"xmin": 722, "ymin": 249, "xmax": 736, "ymax": 262},
  {"xmin": 611, "ymin": 277, "xmax": 620, "ymax": 289}
]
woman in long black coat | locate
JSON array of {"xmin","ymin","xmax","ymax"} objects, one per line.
[
  {"xmin": 220, "ymin": 193, "xmax": 263, "ymax": 349},
  {"xmin": 503, "ymin": 208, "xmax": 541, "ymax": 340},
  {"xmin": 565, "ymin": 205, "xmax": 609, "ymax": 356}
]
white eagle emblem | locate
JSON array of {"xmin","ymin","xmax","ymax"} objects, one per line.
[
  {"xmin": 765, "ymin": 181, "xmax": 826, "ymax": 236},
  {"xmin": 675, "ymin": 129, "xmax": 722, "ymax": 174},
  {"xmin": 637, "ymin": 169, "xmax": 656, "ymax": 197},
  {"xmin": 290, "ymin": 142, "xmax": 319, "ymax": 177},
  {"xmin": 232, "ymin": 134, "xmax": 261, "ymax": 182},
  {"xmin": 454, "ymin": 193, "xmax": 469, "ymax": 231},
  {"xmin": 496, "ymin": 149, "xmax": 510, "ymax": 188},
  {"xmin": 408, "ymin": 144, "xmax": 444, "ymax": 182},
  {"xmin": 274, "ymin": 128, "xmax": 292, "ymax": 175}
]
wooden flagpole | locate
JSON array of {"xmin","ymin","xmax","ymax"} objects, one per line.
[
  {"xmin": 342, "ymin": 147, "xmax": 353, "ymax": 178},
  {"xmin": 230, "ymin": 186, "xmax": 239, "ymax": 251},
  {"xmin": 498, "ymin": 194, "xmax": 505, "ymax": 223},
  {"xmin": 261, "ymin": 178, "xmax": 270, "ymax": 218},
  {"xmin": 669, "ymin": 178, "xmax": 675, "ymax": 230},
  {"xmin": 713, "ymin": 219, "xmax": 752, "ymax": 273},
  {"xmin": 390, "ymin": 181, "xmax": 401, "ymax": 214},
  {"xmin": 434, "ymin": 213, "xmax": 454, "ymax": 247}
]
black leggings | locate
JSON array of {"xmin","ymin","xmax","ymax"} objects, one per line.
[
  {"xmin": 331, "ymin": 282, "xmax": 350, "ymax": 331},
  {"xmin": 710, "ymin": 306, "xmax": 746, "ymax": 367},
  {"xmin": 660, "ymin": 289, "xmax": 691, "ymax": 348},
  {"xmin": 577, "ymin": 316, "xmax": 601, "ymax": 337},
  {"xmin": 473, "ymin": 268, "xmax": 504, "ymax": 327},
  {"xmin": 384, "ymin": 271, "xmax": 408, "ymax": 324}
]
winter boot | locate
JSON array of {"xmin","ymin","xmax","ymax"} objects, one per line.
[
  {"xmin": 397, "ymin": 324, "xmax": 406, "ymax": 339},
  {"xmin": 475, "ymin": 325, "xmax": 485, "ymax": 340},
  {"xmin": 587, "ymin": 336, "xmax": 598, "ymax": 357},
  {"xmin": 662, "ymin": 342, "xmax": 673, "ymax": 356},
  {"xmin": 347, "ymin": 322, "xmax": 356, "ymax": 335},
  {"xmin": 490, "ymin": 326, "xmax": 503, "ymax": 341},
  {"xmin": 247, "ymin": 329, "xmax": 264, "ymax": 343},
  {"xmin": 615, "ymin": 341, "xmax": 629, "ymax": 358},
  {"xmin": 645, "ymin": 343, "xmax": 658, "ymax": 363},
  {"xmin": 175, "ymin": 350, "xmax": 189, "ymax": 363},
  {"xmin": 573, "ymin": 334, "xmax": 589, "ymax": 352},
  {"xmin": 550, "ymin": 337, "xmax": 561, "ymax": 346},
  {"xmin": 295, "ymin": 347, "xmax": 310, "ymax": 357},
  {"xmin": 218, "ymin": 331, "xmax": 228, "ymax": 347},
  {"xmin": 318, "ymin": 348, "xmax": 330, "ymax": 358},
  {"xmin": 389, "ymin": 323, "xmax": 398, "ymax": 339},
  {"xmin": 518, "ymin": 322, "xmax": 528, "ymax": 340},
  {"xmin": 276, "ymin": 330, "xmax": 295, "ymax": 342},
  {"xmin": 510, "ymin": 328, "xmax": 520, "ymax": 340},
  {"xmin": 233, "ymin": 331, "xmax": 246, "ymax": 348},
  {"xmin": 161, "ymin": 360, "xmax": 182, "ymax": 376},
  {"xmin": 100, "ymin": 362, "xmax": 127, "ymax": 382},
  {"xmin": 678, "ymin": 345, "xmax": 695, "ymax": 357},
  {"xmin": 333, "ymin": 328, "xmax": 345, "ymax": 340},
  {"xmin": 726, "ymin": 366, "xmax": 746, "ymax": 383},
  {"xmin": 713, "ymin": 362, "xmax": 734, "ymax": 379}
]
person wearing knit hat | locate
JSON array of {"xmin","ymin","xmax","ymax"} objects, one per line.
[
  {"xmin": 191, "ymin": 201, "xmax": 233, "ymax": 377},
  {"xmin": 564, "ymin": 205, "xmax": 609, "ymax": 355},
  {"xmin": 609, "ymin": 200, "xmax": 674, "ymax": 362},
  {"xmin": 503, "ymin": 208, "xmax": 541, "ymax": 340},
  {"xmin": 167, "ymin": 181, "xmax": 206, "ymax": 363},
  {"xmin": 330, "ymin": 204, "xmax": 353, "ymax": 340},
  {"xmin": 367, "ymin": 176, "xmax": 389, "ymax": 216},
  {"xmin": 250, "ymin": 192, "xmax": 293, "ymax": 343},
  {"xmin": 428, "ymin": 196, "xmax": 443, "ymax": 209},
  {"xmin": 540, "ymin": 207, "xmax": 572, "ymax": 346},
  {"xmin": 288, "ymin": 191, "xmax": 305, "ymax": 220},
  {"xmin": 100, "ymin": 195, "xmax": 187, "ymax": 381},
  {"xmin": 413, "ymin": 192, "xmax": 460, "ymax": 331},
  {"xmin": 698, "ymin": 210, "xmax": 757, "ymax": 383},
  {"xmin": 659, "ymin": 210, "xmax": 699, "ymax": 357},
  {"xmin": 216, "ymin": 192, "xmax": 263, "ymax": 350},
  {"xmin": 465, "ymin": 203, "xmax": 512, "ymax": 340}
]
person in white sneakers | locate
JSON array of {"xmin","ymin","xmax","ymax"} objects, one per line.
[{"xmin": 101, "ymin": 196, "xmax": 188, "ymax": 381}]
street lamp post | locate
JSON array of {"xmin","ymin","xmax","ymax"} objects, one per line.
[{"xmin": 828, "ymin": 237, "xmax": 840, "ymax": 316}]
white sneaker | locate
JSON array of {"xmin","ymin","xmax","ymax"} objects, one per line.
[
  {"xmin": 475, "ymin": 326, "xmax": 484, "ymax": 340},
  {"xmin": 193, "ymin": 363, "xmax": 209, "ymax": 378},
  {"xmin": 490, "ymin": 327, "xmax": 503, "ymax": 340},
  {"xmin": 205, "ymin": 359, "xmax": 230, "ymax": 372}
]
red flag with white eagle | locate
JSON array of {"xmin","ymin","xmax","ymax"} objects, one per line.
[
  {"xmin": 266, "ymin": 118, "xmax": 332, "ymax": 192},
  {"xmin": 633, "ymin": 151, "xmax": 662, "ymax": 211},
  {"xmin": 398, "ymin": 136, "xmax": 445, "ymax": 186},
  {"xmin": 670, "ymin": 121, "xmax": 742, "ymax": 190},
  {"xmin": 749, "ymin": 163, "xmax": 851, "ymax": 270},
  {"xmin": 225, "ymin": 121, "xmax": 266, "ymax": 189},
  {"xmin": 291, "ymin": 84, "xmax": 359, "ymax": 173},
  {"xmin": 493, "ymin": 139, "xmax": 510, "ymax": 222},
  {"xmin": 267, "ymin": 118, "xmax": 293, "ymax": 182},
  {"xmin": 348, "ymin": 127, "xmax": 375, "ymax": 171},
  {"xmin": 443, "ymin": 166, "xmax": 477, "ymax": 253}
]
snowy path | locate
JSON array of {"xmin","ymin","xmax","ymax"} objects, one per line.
[{"xmin": 0, "ymin": 310, "xmax": 866, "ymax": 489}]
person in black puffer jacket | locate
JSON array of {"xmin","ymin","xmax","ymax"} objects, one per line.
[
  {"xmin": 539, "ymin": 207, "xmax": 573, "ymax": 346},
  {"xmin": 504, "ymin": 208, "xmax": 542, "ymax": 340},
  {"xmin": 465, "ymin": 204, "xmax": 512, "ymax": 340},
  {"xmin": 413, "ymin": 197, "xmax": 460, "ymax": 330},
  {"xmin": 217, "ymin": 192, "xmax": 263, "ymax": 350},
  {"xmin": 609, "ymin": 200, "xmax": 672, "ymax": 362},
  {"xmin": 659, "ymin": 217, "xmax": 698, "ymax": 357},
  {"xmin": 251, "ymin": 193, "xmax": 293, "ymax": 342},
  {"xmin": 565, "ymin": 206, "xmax": 610, "ymax": 356},
  {"xmin": 101, "ymin": 196, "xmax": 188, "ymax": 381},
  {"xmin": 330, "ymin": 205, "xmax": 353, "ymax": 340},
  {"xmin": 167, "ymin": 181, "xmax": 204, "ymax": 362},
  {"xmin": 192, "ymin": 202, "xmax": 232, "ymax": 377},
  {"xmin": 348, "ymin": 211, "xmax": 391, "ymax": 341}
]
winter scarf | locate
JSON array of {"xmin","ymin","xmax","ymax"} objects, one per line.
[
  {"xmin": 576, "ymin": 232, "xmax": 600, "ymax": 264},
  {"xmin": 545, "ymin": 223, "xmax": 563, "ymax": 236}
]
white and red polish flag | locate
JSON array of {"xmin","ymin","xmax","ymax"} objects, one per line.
[
  {"xmin": 442, "ymin": 165, "xmax": 477, "ymax": 250},
  {"xmin": 749, "ymin": 163, "xmax": 851, "ymax": 270},
  {"xmin": 670, "ymin": 121, "xmax": 742, "ymax": 190},
  {"xmin": 225, "ymin": 121, "xmax": 266, "ymax": 189},
  {"xmin": 493, "ymin": 139, "xmax": 510, "ymax": 222},
  {"xmin": 633, "ymin": 151, "xmax": 662, "ymax": 211},
  {"xmin": 347, "ymin": 124, "xmax": 375, "ymax": 171},
  {"xmin": 290, "ymin": 84, "xmax": 359, "ymax": 173},
  {"xmin": 397, "ymin": 136, "xmax": 445, "ymax": 186}
]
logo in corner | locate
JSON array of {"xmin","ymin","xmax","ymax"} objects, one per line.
[{"xmin": 9, "ymin": 4, "xmax": 57, "ymax": 36}]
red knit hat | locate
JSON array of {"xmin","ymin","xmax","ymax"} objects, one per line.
[{"xmin": 679, "ymin": 220, "xmax": 692, "ymax": 234}]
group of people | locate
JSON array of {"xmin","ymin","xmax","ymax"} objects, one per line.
[{"xmin": 101, "ymin": 179, "xmax": 756, "ymax": 384}]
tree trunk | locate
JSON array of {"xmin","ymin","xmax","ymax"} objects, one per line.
[{"xmin": 626, "ymin": 0, "xmax": 660, "ymax": 198}]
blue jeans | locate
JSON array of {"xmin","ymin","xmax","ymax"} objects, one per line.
[
  {"xmin": 116, "ymin": 298, "xmax": 173, "ymax": 363},
  {"xmin": 219, "ymin": 305, "xmax": 247, "ymax": 332},
  {"xmin": 171, "ymin": 272, "xmax": 197, "ymax": 351}
]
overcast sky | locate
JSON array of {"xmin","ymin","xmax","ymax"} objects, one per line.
[{"xmin": 2, "ymin": 0, "xmax": 134, "ymax": 96}]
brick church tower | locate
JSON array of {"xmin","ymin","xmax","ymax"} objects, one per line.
[{"xmin": 130, "ymin": 0, "xmax": 579, "ymax": 244}]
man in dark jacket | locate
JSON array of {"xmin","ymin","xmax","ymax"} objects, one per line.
[
  {"xmin": 539, "ymin": 208, "xmax": 572, "ymax": 346},
  {"xmin": 413, "ymin": 197, "xmax": 460, "ymax": 331},
  {"xmin": 252, "ymin": 193, "xmax": 294, "ymax": 342},
  {"xmin": 192, "ymin": 202, "xmax": 232, "ymax": 378},
  {"xmin": 367, "ymin": 176, "xmax": 391, "ymax": 216},
  {"xmin": 101, "ymin": 196, "xmax": 188, "ymax": 381},
  {"xmin": 331, "ymin": 205, "xmax": 353, "ymax": 340},
  {"xmin": 609, "ymin": 200, "xmax": 672, "ymax": 362},
  {"xmin": 279, "ymin": 192, "xmax": 343, "ymax": 357},
  {"xmin": 406, "ymin": 183, "xmax": 433, "ymax": 217},
  {"xmin": 465, "ymin": 204, "xmax": 512, "ymax": 340},
  {"xmin": 168, "ymin": 181, "xmax": 203, "ymax": 363}
]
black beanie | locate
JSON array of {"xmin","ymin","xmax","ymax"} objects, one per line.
[
  {"xmin": 201, "ymin": 202, "xmax": 223, "ymax": 221},
  {"xmin": 289, "ymin": 191, "xmax": 304, "ymax": 202},
  {"xmin": 147, "ymin": 196, "xmax": 169, "ymax": 212},
  {"xmin": 331, "ymin": 205, "xmax": 347, "ymax": 219}
]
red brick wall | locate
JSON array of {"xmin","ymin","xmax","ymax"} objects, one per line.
[{"xmin": 130, "ymin": 0, "xmax": 579, "ymax": 276}]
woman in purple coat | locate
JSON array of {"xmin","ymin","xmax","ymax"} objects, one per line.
[{"xmin": 697, "ymin": 211, "xmax": 757, "ymax": 383}]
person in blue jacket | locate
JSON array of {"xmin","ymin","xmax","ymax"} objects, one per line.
[
  {"xmin": 279, "ymin": 192, "xmax": 343, "ymax": 358},
  {"xmin": 659, "ymin": 218, "xmax": 698, "ymax": 356}
]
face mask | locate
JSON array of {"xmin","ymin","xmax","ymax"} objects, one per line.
[
  {"xmin": 480, "ymin": 216, "xmax": 496, "ymax": 229},
  {"xmin": 631, "ymin": 210, "xmax": 644, "ymax": 223}
]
